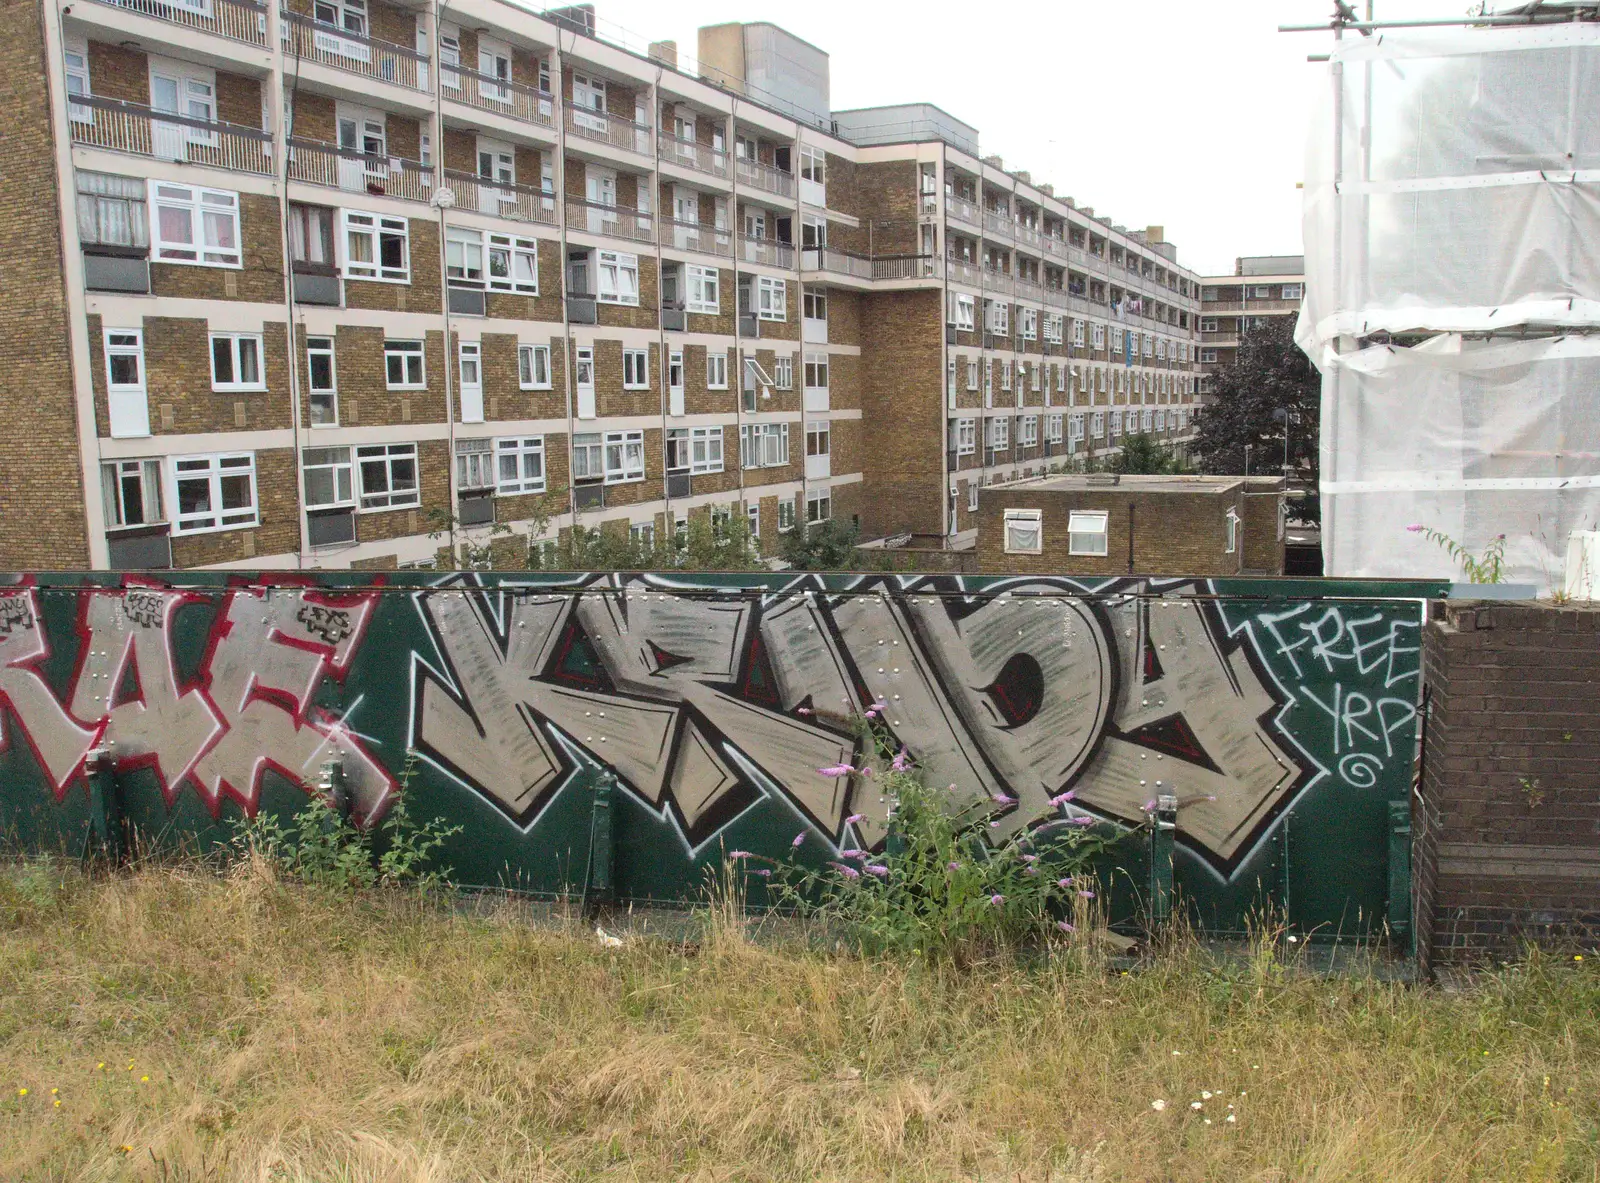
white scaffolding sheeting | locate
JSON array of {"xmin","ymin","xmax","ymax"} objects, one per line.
[{"xmin": 1298, "ymin": 23, "xmax": 1600, "ymax": 586}]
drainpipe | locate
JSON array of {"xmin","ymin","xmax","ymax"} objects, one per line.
[{"xmin": 1127, "ymin": 502, "xmax": 1136, "ymax": 575}]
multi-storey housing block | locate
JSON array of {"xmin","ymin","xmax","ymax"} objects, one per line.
[
  {"xmin": 0, "ymin": 0, "xmax": 1202, "ymax": 567},
  {"xmin": 1197, "ymin": 254, "xmax": 1305, "ymax": 398}
]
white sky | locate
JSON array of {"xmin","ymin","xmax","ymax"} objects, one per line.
[{"xmin": 568, "ymin": 0, "xmax": 1492, "ymax": 276}]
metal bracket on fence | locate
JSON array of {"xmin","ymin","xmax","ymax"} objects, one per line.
[
  {"xmin": 1387, "ymin": 799, "xmax": 1413, "ymax": 954},
  {"xmin": 84, "ymin": 742, "xmax": 125, "ymax": 863},
  {"xmin": 318, "ymin": 758, "xmax": 350, "ymax": 822},
  {"xmin": 584, "ymin": 769, "xmax": 616, "ymax": 914},
  {"xmin": 1148, "ymin": 793, "xmax": 1178, "ymax": 930}
]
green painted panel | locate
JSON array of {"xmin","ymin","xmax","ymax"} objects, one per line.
[{"xmin": 0, "ymin": 572, "xmax": 1446, "ymax": 935}]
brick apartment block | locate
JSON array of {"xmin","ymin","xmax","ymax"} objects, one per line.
[
  {"xmin": 1197, "ymin": 254, "xmax": 1304, "ymax": 401},
  {"xmin": 0, "ymin": 0, "xmax": 1203, "ymax": 571}
]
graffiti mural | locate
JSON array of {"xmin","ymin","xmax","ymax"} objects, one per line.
[{"xmin": 0, "ymin": 572, "xmax": 1441, "ymax": 931}]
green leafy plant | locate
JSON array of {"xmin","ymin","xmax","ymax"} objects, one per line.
[
  {"xmin": 742, "ymin": 709, "xmax": 1127, "ymax": 960},
  {"xmin": 1406, "ymin": 524, "xmax": 1506, "ymax": 584},
  {"xmin": 232, "ymin": 754, "xmax": 462, "ymax": 893}
]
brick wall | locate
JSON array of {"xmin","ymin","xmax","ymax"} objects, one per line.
[
  {"xmin": 858, "ymin": 289, "xmax": 943, "ymax": 539},
  {"xmin": 0, "ymin": 0, "xmax": 90, "ymax": 568},
  {"xmin": 1417, "ymin": 602, "xmax": 1600, "ymax": 972}
]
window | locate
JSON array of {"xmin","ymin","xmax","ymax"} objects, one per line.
[
  {"xmin": 518, "ymin": 343, "xmax": 551, "ymax": 389},
  {"xmin": 306, "ymin": 336, "xmax": 337, "ymax": 425},
  {"xmin": 458, "ymin": 341, "xmax": 482, "ymax": 417},
  {"xmin": 171, "ymin": 453, "xmax": 256, "ymax": 533},
  {"xmin": 804, "ymin": 287, "xmax": 827, "ymax": 323},
  {"xmin": 691, "ymin": 426, "xmax": 723, "ymax": 473},
  {"xmin": 741, "ymin": 423, "xmax": 789, "ymax": 468},
  {"xmin": 631, "ymin": 522, "xmax": 655, "ymax": 549},
  {"xmin": 666, "ymin": 428, "xmax": 690, "ymax": 472},
  {"xmin": 1200, "ymin": 349, "xmax": 1219, "ymax": 364},
  {"xmin": 956, "ymin": 417, "xmax": 976, "ymax": 455},
  {"xmin": 1047, "ymin": 413, "xmax": 1064, "ymax": 443},
  {"xmin": 757, "ymin": 275, "xmax": 787, "ymax": 321},
  {"xmin": 1092, "ymin": 324, "xmax": 1106, "ymax": 349},
  {"xmin": 687, "ymin": 264, "xmax": 719, "ymax": 314},
  {"xmin": 950, "ymin": 292, "xmax": 975, "ymax": 332},
  {"xmin": 1092, "ymin": 411, "xmax": 1105, "ymax": 438},
  {"xmin": 572, "ymin": 71, "xmax": 606, "ymax": 122},
  {"xmin": 985, "ymin": 299, "xmax": 1009, "ymax": 335},
  {"xmin": 455, "ymin": 437, "xmax": 494, "ymax": 491},
  {"xmin": 804, "ymin": 353, "xmax": 829, "ymax": 390},
  {"xmin": 494, "ymin": 436, "xmax": 545, "ymax": 495},
  {"xmin": 210, "ymin": 332, "xmax": 264, "ymax": 391},
  {"xmin": 603, "ymin": 430, "xmax": 645, "ymax": 483},
  {"xmin": 1019, "ymin": 414, "xmax": 1038, "ymax": 447},
  {"xmin": 384, "ymin": 340, "xmax": 424, "ymax": 389},
  {"xmin": 288, "ymin": 203, "xmax": 335, "ymax": 272},
  {"xmin": 356, "ymin": 443, "xmax": 419, "ymax": 510},
  {"xmin": 774, "ymin": 355, "xmax": 794, "ymax": 389},
  {"xmin": 446, "ymin": 226, "xmax": 484, "ymax": 288},
  {"xmin": 668, "ymin": 350, "xmax": 685, "ymax": 397},
  {"xmin": 571, "ymin": 433, "xmax": 603, "ymax": 482},
  {"xmin": 314, "ymin": 0, "xmax": 366, "ymax": 35},
  {"xmin": 302, "ymin": 446, "xmax": 354, "ymax": 510},
  {"xmin": 482, "ymin": 234, "xmax": 538, "ymax": 294},
  {"xmin": 806, "ymin": 420, "xmax": 830, "ymax": 458},
  {"xmin": 1282, "ymin": 284, "xmax": 1303, "ymax": 300},
  {"xmin": 101, "ymin": 459, "xmax": 164, "ymax": 527},
  {"xmin": 1067, "ymin": 510, "xmax": 1108, "ymax": 557},
  {"xmin": 706, "ymin": 350, "xmax": 728, "ymax": 389},
  {"xmin": 799, "ymin": 146, "xmax": 825, "ymax": 184},
  {"xmin": 966, "ymin": 360, "xmax": 979, "ymax": 391},
  {"xmin": 597, "ymin": 250, "xmax": 639, "ymax": 305},
  {"xmin": 1072, "ymin": 319, "xmax": 1085, "ymax": 346},
  {"xmin": 1020, "ymin": 307, "xmax": 1037, "ymax": 340},
  {"xmin": 806, "ymin": 489, "xmax": 831, "ymax": 523},
  {"xmin": 343, "ymin": 211, "xmax": 409, "ymax": 282},
  {"xmin": 778, "ymin": 499, "xmax": 796, "ymax": 532},
  {"xmin": 1003, "ymin": 509, "xmax": 1042, "ymax": 555},
  {"xmin": 623, "ymin": 348, "xmax": 649, "ymax": 389},
  {"xmin": 105, "ymin": 328, "xmax": 145, "ymax": 395},
  {"xmin": 77, "ymin": 173, "xmax": 149, "ymax": 252},
  {"xmin": 802, "ymin": 215, "xmax": 827, "ymax": 250},
  {"xmin": 149, "ymin": 182, "xmax": 239, "ymax": 267},
  {"xmin": 1000, "ymin": 360, "xmax": 1012, "ymax": 392},
  {"xmin": 1249, "ymin": 285, "xmax": 1273, "ymax": 299},
  {"xmin": 987, "ymin": 416, "xmax": 1009, "ymax": 450},
  {"xmin": 1225, "ymin": 509, "xmax": 1240, "ymax": 553},
  {"xmin": 1200, "ymin": 318, "xmax": 1219, "ymax": 333},
  {"xmin": 64, "ymin": 35, "xmax": 91, "ymax": 123}
]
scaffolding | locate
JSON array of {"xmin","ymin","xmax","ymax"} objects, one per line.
[{"xmin": 1285, "ymin": 3, "xmax": 1600, "ymax": 587}]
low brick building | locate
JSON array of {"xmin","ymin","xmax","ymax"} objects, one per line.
[{"xmin": 975, "ymin": 473, "xmax": 1284, "ymax": 576}]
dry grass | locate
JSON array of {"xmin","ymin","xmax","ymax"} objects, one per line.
[{"xmin": 1, "ymin": 857, "xmax": 1597, "ymax": 1182}]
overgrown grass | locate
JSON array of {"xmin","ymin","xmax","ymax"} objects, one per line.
[{"xmin": 2, "ymin": 858, "xmax": 1597, "ymax": 1182}]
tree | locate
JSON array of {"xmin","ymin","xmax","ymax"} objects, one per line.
[
  {"xmin": 779, "ymin": 518, "xmax": 861, "ymax": 571},
  {"xmin": 1191, "ymin": 315, "xmax": 1320, "ymax": 522},
  {"xmin": 532, "ymin": 512, "xmax": 763, "ymax": 572},
  {"xmin": 1109, "ymin": 432, "xmax": 1182, "ymax": 475}
]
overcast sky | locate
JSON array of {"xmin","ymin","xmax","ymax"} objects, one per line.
[{"xmin": 563, "ymin": 0, "xmax": 1490, "ymax": 276}]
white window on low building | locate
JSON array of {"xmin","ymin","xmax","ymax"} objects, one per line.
[
  {"xmin": 1002, "ymin": 508, "xmax": 1042, "ymax": 555},
  {"xmin": 1067, "ymin": 510, "xmax": 1109, "ymax": 557}
]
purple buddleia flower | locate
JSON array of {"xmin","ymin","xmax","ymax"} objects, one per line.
[
  {"xmin": 792, "ymin": 831, "xmax": 807, "ymax": 848},
  {"xmin": 1057, "ymin": 877, "xmax": 1073, "ymax": 889},
  {"xmin": 838, "ymin": 849, "xmax": 867, "ymax": 861},
  {"xmin": 989, "ymin": 894, "xmax": 1005, "ymax": 906},
  {"xmin": 1021, "ymin": 854, "xmax": 1039, "ymax": 863},
  {"xmin": 818, "ymin": 764, "xmax": 857, "ymax": 778},
  {"xmin": 1057, "ymin": 920, "xmax": 1075, "ymax": 933},
  {"xmin": 991, "ymin": 791, "xmax": 1017, "ymax": 804},
  {"xmin": 796, "ymin": 707, "xmax": 814, "ymax": 715},
  {"xmin": 947, "ymin": 861, "xmax": 962, "ymax": 872},
  {"xmin": 863, "ymin": 864, "xmax": 889, "ymax": 878},
  {"xmin": 728, "ymin": 851, "xmax": 752, "ymax": 860},
  {"xmin": 1049, "ymin": 790, "xmax": 1077, "ymax": 807},
  {"xmin": 829, "ymin": 862, "xmax": 861, "ymax": 880},
  {"xmin": 1066, "ymin": 816, "xmax": 1096, "ymax": 827},
  {"xmin": 751, "ymin": 869, "xmax": 771, "ymax": 878},
  {"xmin": 1025, "ymin": 866, "xmax": 1039, "ymax": 876},
  {"xmin": 1405, "ymin": 523, "xmax": 1425, "ymax": 533},
  {"xmin": 891, "ymin": 748, "xmax": 912, "ymax": 772},
  {"xmin": 845, "ymin": 813, "xmax": 867, "ymax": 825},
  {"xmin": 1079, "ymin": 890, "xmax": 1096, "ymax": 899},
  {"xmin": 1141, "ymin": 799, "xmax": 1158, "ymax": 813}
]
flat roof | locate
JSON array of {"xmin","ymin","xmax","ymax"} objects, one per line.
[{"xmin": 994, "ymin": 474, "xmax": 1246, "ymax": 495}]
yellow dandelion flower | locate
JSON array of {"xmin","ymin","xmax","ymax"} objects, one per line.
[
  {"xmin": 53, "ymin": 1100, "xmax": 61, "ymax": 1109},
  {"xmin": 50, "ymin": 1088, "xmax": 57, "ymax": 1095},
  {"xmin": 17, "ymin": 1088, "xmax": 27, "ymax": 1097},
  {"xmin": 96, "ymin": 1063, "xmax": 105, "ymax": 1071},
  {"xmin": 119, "ymin": 1145, "xmax": 132, "ymax": 1154},
  {"xmin": 139, "ymin": 1076, "xmax": 149, "ymax": 1083},
  {"xmin": 1575, "ymin": 955, "xmax": 1584, "ymax": 962}
]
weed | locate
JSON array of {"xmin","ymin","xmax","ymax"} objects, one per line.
[{"xmin": 1406, "ymin": 523, "xmax": 1506, "ymax": 583}]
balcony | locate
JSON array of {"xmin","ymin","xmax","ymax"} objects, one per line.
[
  {"xmin": 566, "ymin": 198, "xmax": 654, "ymax": 243},
  {"xmin": 981, "ymin": 267, "xmax": 1013, "ymax": 295},
  {"xmin": 70, "ymin": 95, "xmax": 272, "ymax": 175},
  {"xmin": 1014, "ymin": 278, "xmax": 1044, "ymax": 304},
  {"xmin": 741, "ymin": 236, "xmax": 793, "ymax": 268},
  {"xmin": 658, "ymin": 133, "xmax": 728, "ymax": 179},
  {"xmin": 289, "ymin": 138, "xmax": 433, "ymax": 202},
  {"xmin": 1016, "ymin": 222, "xmax": 1041, "ymax": 248},
  {"xmin": 735, "ymin": 156, "xmax": 794, "ymax": 198},
  {"xmin": 946, "ymin": 257, "xmax": 981, "ymax": 287},
  {"xmin": 662, "ymin": 218, "xmax": 731, "ymax": 256},
  {"xmin": 1202, "ymin": 298, "xmax": 1302, "ymax": 313},
  {"xmin": 281, "ymin": 10, "xmax": 431, "ymax": 93},
  {"xmin": 441, "ymin": 64, "xmax": 554, "ymax": 128},
  {"xmin": 800, "ymin": 247, "xmax": 872, "ymax": 280},
  {"xmin": 564, "ymin": 101, "xmax": 650, "ymax": 155},
  {"xmin": 81, "ymin": 0, "xmax": 266, "ymax": 46},
  {"xmin": 982, "ymin": 209, "xmax": 1012, "ymax": 239},
  {"xmin": 441, "ymin": 170, "xmax": 556, "ymax": 225},
  {"xmin": 946, "ymin": 196, "xmax": 980, "ymax": 227},
  {"xmin": 872, "ymin": 254, "xmax": 939, "ymax": 281}
]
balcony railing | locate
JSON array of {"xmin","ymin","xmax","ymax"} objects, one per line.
[
  {"xmin": 1014, "ymin": 278, "xmax": 1044, "ymax": 303},
  {"xmin": 566, "ymin": 198, "xmax": 654, "ymax": 242},
  {"xmin": 441, "ymin": 64, "xmax": 553, "ymax": 127},
  {"xmin": 69, "ymin": 95, "xmax": 272, "ymax": 175},
  {"xmin": 281, "ymin": 10, "xmax": 431, "ymax": 92},
  {"xmin": 662, "ymin": 218, "xmax": 731, "ymax": 256},
  {"xmin": 872, "ymin": 254, "xmax": 940, "ymax": 280},
  {"xmin": 735, "ymin": 156, "xmax": 794, "ymax": 198},
  {"xmin": 563, "ymin": 101, "xmax": 650, "ymax": 154},
  {"xmin": 983, "ymin": 210, "xmax": 1013, "ymax": 238},
  {"xmin": 801, "ymin": 247, "xmax": 873, "ymax": 279},
  {"xmin": 441, "ymin": 170, "xmax": 556, "ymax": 224},
  {"xmin": 658, "ymin": 133, "xmax": 728, "ymax": 179},
  {"xmin": 289, "ymin": 137, "xmax": 433, "ymax": 202},
  {"xmin": 946, "ymin": 258, "xmax": 981, "ymax": 287},
  {"xmin": 741, "ymin": 236, "xmax": 793, "ymax": 268},
  {"xmin": 1201, "ymin": 298, "xmax": 1302, "ymax": 313},
  {"xmin": 982, "ymin": 267, "xmax": 1013, "ymax": 295},
  {"xmin": 1016, "ymin": 223, "xmax": 1041, "ymax": 247},
  {"xmin": 83, "ymin": 0, "xmax": 267, "ymax": 45},
  {"xmin": 947, "ymin": 196, "xmax": 980, "ymax": 227}
]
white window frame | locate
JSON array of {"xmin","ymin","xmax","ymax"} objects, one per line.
[
  {"xmin": 986, "ymin": 299, "xmax": 1009, "ymax": 335},
  {"xmin": 1201, "ymin": 348, "xmax": 1219, "ymax": 364},
  {"xmin": 1226, "ymin": 509, "xmax": 1240, "ymax": 553},
  {"xmin": 307, "ymin": 334, "xmax": 337, "ymax": 426},
  {"xmin": 623, "ymin": 347, "xmax": 649, "ymax": 390},
  {"xmin": 1003, "ymin": 508, "xmax": 1042, "ymax": 556},
  {"xmin": 149, "ymin": 181, "xmax": 240, "ymax": 268},
  {"xmin": 495, "ymin": 436, "xmax": 546, "ymax": 495},
  {"xmin": 1000, "ymin": 360, "xmax": 1012, "ymax": 392},
  {"xmin": 952, "ymin": 292, "xmax": 975, "ymax": 332},
  {"xmin": 1019, "ymin": 414, "xmax": 1038, "ymax": 447},
  {"xmin": 446, "ymin": 225, "xmax": 485, "ymax": 288},
  {"xmin": 170, "ymin": 452, "xmax": 257, "ymax": 534},
  {"xmin": 487, "ymin": 233, "xmax": 538, "ymax": 294},
  {"xmin": 384, "ymin": 339, "xmax": 425, "ymax": 390},
  {"xmin": 603, "ymin": 429, "xmax": 645, "ymax": 484},
  {"xmin": 686, "ymin": 264, "xmax": 720, "ymax": 315},
  {"xmin": 1020, "ymin": 307, "xmax": 1038, "ymax": 341},
  {"xmin": 209, "ymin": 331, "xmax": 266, "ymax": 392},
  {"xmin": 571, "ymin": 432, "xmax": 603, "ymax": 482},
  {"xmin": 987, "ymin": 416, "xmax": 1009, "ymax": 451},
  {"xmin": 356, "ymin": 442, "xmax": 420, "ymax": 512},
  {"xmin": 518, "ymin": 343, "xmax": 552, "ymax": 390},
  {"xmin": 1092, "ymin": 324, "xmax": 1106, "ymax": 349},
  {"xmin": 1067, "ymin": 510, "xmax": 1109, "ymax": 557},
  {"xmin": 966, "ymin": 360, "xmax": 979, "ymax": 391},
  {"xmin": 778, "ymin": 499, "xmax": 796, "ymax": 533},
  {"xmin": 799, "ymin": 145, "xmax": 826, "ymax": 184},
  {"xmin": 741, "ymin": 423, "xmax": 790, "ymax": 469},
  {"xmin": 1046, "ymin": 413, "xmax": 1064, "ymax": 443},
  {"xmin": 806, "ymin": 419, "xmax": 831, "ymax": 458},
  {"xmin": 342, "ymin": 210, "xmax": 409, "ymax": 283},
  {"xmin": 806, "ymin": 488, "xmax": 831, "ymax": 523},
  {"xmin": 956, "ymin": 417, "xmax": 976, "ymax": 455},
  {"xmin": 757, "ymin": 275, "xmax": 787, "ymax": 321},
  {"xmin": 101, "ymin": 458, "xmax": 164, "ymax": 527},
  {"xmin": 104, "ymin": 328, "xmax": 145, "ymax": 397},
  {"xmin": 302, "ymin": 445, "xmax": 355, "ymax": 510},
  {"xmin": 706, "ymin": 350, "xmax": 729, "ymax": 390},
  {"xmin": 1282, "ymin": 284, "xmax": 1303, "ymax": 300},
  {"xmin": 597, "ymin": 249, "xmax": 640, "ymax": 306},
  {"xmin": 774, "ymin": 355, "xmax": 794, "ymax": 390},
  {"xmin": 64, "ymin": 35, "xmax": 92, "ymax": 124},
  {"xmin": 690, "ymin": 425, "xmax": 723, "ymax": 474}
]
